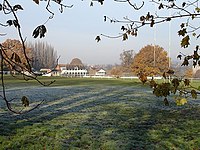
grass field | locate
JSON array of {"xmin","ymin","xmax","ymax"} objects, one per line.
[{"xmin": 0, "ymin": 76, "xmax": 200, "ymax": 150}]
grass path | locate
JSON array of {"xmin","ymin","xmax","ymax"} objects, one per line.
[{"xmin": 0, "ymin": 78, "xmax": 200, "ymax": 149}]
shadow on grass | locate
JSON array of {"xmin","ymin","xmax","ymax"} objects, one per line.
[{"xmin": 0, "ymin": 85, "xmax": 200, "ymax": 149}]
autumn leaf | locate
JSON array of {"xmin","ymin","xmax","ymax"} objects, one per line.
[
  {"xmin": 21, "ymin": 96, "xmax": 29, "ymax": 107},
  {"xmin": 195, "ymin": 7, "xmax": 200, "ymax": 13},
  {"xmin": 164, "ymin": 97, "xmax": 169, "ymax": 106},
  {"xmin": 178, "ymin": 28, "xmax": 187, "ymax": 36},
  {"xmin": 140, "ymin": 16, "xmax": 145, "ymax": 22},
  {"xmin": 182, "ymin": 2, "xmax": 186, "ymax": 7},
  {"xmin": 14, "ymin": 53, "xmax": 22, "ymax": 63},
  {"xmin": 33, "ymin": 0, "xmax": 39, "ymax": 4},
  {"xmin": 193, "ymin": 50, "xmax": 199, "ymax": 60},
  {"xmin": 150, "ymin": 20, "xmax": 155, "ymax": 27},
  {"xmin": 191, "ymin": 90, "xmax": 197, "ymax": 99},
  {"xmin": 95, "ymin": 36, "xmax": 101, "ymax": 42},
  {"xmin": 180, "ymin": 23, "xmax": 185, "ymax": 28},
  {"xmin": 196, "ymin": 45, "xmax": 199, "ymax": 50},
  {"xmin": 121, "ymin": 26, "xmax": 126, "ymax": 31},
  {"xmin": 32, "ymin": 25, "xmax": 47, "ymax": 38},
  {"xmin": 13, "ymin": 4, "xmax": 23, "ymax": 11},
  {"xmin": 104, "ymin": 16, "xmax": 106, "ymax": 22},
  {"xmin": 166, "ymin": 69, "xmax": 174, "ymax": 74},
  {"xmin": 55, "ymin": 0, "xmax": 62, "ymax": 4},
  {"xmin": 181, "ymin": 35, "xmax": 190, "ymax": 48},
  {"xmin": 181, "ymin": 57, "xmax": 189, "ymax": 66},
  {"xmin": 10, "ymin": 53, "xmax": 14, "ymax": 60},
  {"xmin": 90, "ymin": 2, "xmax": 93, "ymax": 6},
  {"xmin": 6, "ymin": 20, "xmax": 13, "ymax": 26},
  {"xmin": 184, "ymin": 79, "xmax": 190, "ymax": 86},
  {"xmin": 176, "ymin": 97, "xmax": 187, "ymax": 106},
  {"xmin": 177, "ymin": 54, "xmax": 182, "ymax": 60},
  {"xmin": 149, "ymin": 79, "xmax": 157, "ymax": 88},
  {"xmin": 122, "ymin": 33, "xmax": 128, "ymax": 41},
  {"xmin": 139, "ymin": 73, "xmax": 147, "ymax": 84},
  {"xmin": 13, "ymin": 20, "xmax": 20, "ymax": 28},
  {"xmin": 171, "ymin": 78, "xmax": 180, "ymax": 93},
  {"xmin": 98, "ymin": 0, "xmax": 104, "ymax": 5},
  {"xmin": 158, "ymin": 3, "xmax": 164, "ymax": 9},
  {"xmin": 162, "ymin": 72, "xmax": 167, "ymax": 79},
  {"xmin": 153, "ymin": 83, "xmax": 171, "ymax": 97},
  {"xmin": 145, "ymin": 12, "xmax": 152, "ymax": 21}
]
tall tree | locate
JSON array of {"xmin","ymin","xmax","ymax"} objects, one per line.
[
  {"xmin": 120, "ymin": 50, "xmax": 135, "ymax": 75},
  {"xmin": 1, "ymin": 39, "xmax": 32, "ymax": 72},
  {"xmin": 26, "ymin": 41, "xmax": 57, "ymax": 70},
  {"xmin": 131, "ymin": 45, "xmax": 169, "ymax": 76},
  {"xmin": 110, "ymin": 65, "xmax": 123, "ymax": 77}
]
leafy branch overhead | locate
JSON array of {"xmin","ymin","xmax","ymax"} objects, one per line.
[
  {"xmin": 96, "ymin": 1, "xmax": 200, "ymax": 48},
  {"xmin": 138, "ymin": 69, "xmax": 200, "ymax": 106},
  {"xmin": 0, "ymin": 0, "xmax": 64, "ymax": 114}
]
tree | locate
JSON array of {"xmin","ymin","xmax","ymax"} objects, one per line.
[
  {"xmin": 1, "ymin": 39, "xmax": 32, "ymax": 73},
  {"xmin": 27, "ymin": 41, "xmax": 57, "ymax": 71},
  {"xmin": 184, "ymin": 68, "xmax": 193, "ymax": 78},
  {"xmin": 120, "ymin": 50, "xmax": 135, "ymax": 76},
  {"xmin": 110, "ymin": 65, "xmax": 123, "ymax": 77},
  {"xmin": 131, "ymin": 45, "xmax": 169, "ymax": 76}
]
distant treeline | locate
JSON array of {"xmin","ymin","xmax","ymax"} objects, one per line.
[{"xmin": 26, "ymin": 41, "xmax": 57, "ymax": 70}]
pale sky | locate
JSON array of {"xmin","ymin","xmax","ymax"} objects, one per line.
[{"xmin": 1, "ymin": 0, "xmax": 199, "ymax": 65}]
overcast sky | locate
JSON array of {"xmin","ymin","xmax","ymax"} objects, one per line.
[{"xmin": 1, "ymin": 0, "xmax": 199, "ymax": 65}]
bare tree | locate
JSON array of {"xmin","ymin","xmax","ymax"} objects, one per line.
[
  {"xmin": 27, "ymin": 41, "xmax": 57, "ymax": 70},
  {"xmin": 120, "ymin": 50, "xmax": 135, "ymax": 75}
]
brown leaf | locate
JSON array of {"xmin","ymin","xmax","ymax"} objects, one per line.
[
  {"xmin": 21, "ymin": 96, "xmax": 29, "ymax": 107},
  {"xmin": 166, "ymin": 69, "xmax": 174, "ymax": 74},
  {"xmin": 95, "ymin": 36, "xmax": 101, "ymax": 42},
  {"xmin": 164, "ymin": 98, "xmax": 169, "ymax": 106},
  {"xmin": 33, "ymin": 0, "xmax": 39, "ymax": 4},
  {"xmin": 139, "ymin": 73, "xmax": 147, "ymax": 84},
  {"xmin": 184, "ymin": 79, "xmax": 190, "ymax": 86},
  {"xmin": 181, "ymin": 35, "xmax": 190, "ymax": 48}
]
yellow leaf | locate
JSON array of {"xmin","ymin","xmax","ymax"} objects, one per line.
[{"xmin": 176, "ymin": 98, "xmax": 187, "ymax": 106}]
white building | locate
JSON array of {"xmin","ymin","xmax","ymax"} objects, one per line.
[
  {"xmin": 95, "ymin": 69, "xmax": 106, "ymax": 76},
  {"xmin": 57, "ymin": 58, "xmax": 87, "ymax": 77}
]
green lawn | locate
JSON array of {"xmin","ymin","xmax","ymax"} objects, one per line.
[{"xmin": 0, "ymin": 76, "xmax": 200, "ymax": 149}]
